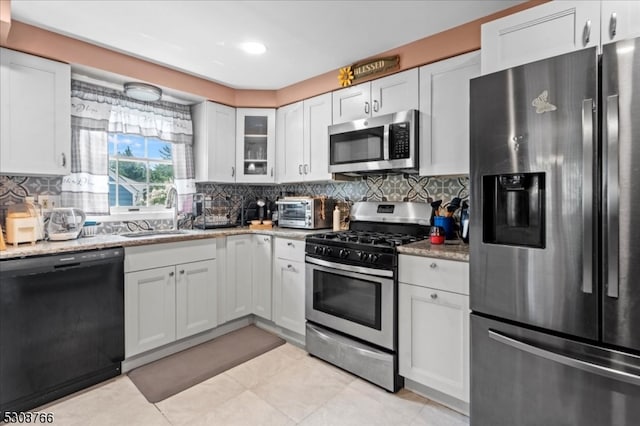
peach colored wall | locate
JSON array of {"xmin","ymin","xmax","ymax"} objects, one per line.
[
  {"xmin": 277, "ymin": 0, "xmax": 550, "ymax": 106},
  {"xmin": 1, "ymin": 0, "xmax": 548, "ymax": 108},
  {"xmin": 0, "ymin": 0, "xmax": 11, "ymax": 44}
]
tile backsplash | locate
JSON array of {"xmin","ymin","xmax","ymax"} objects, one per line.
[{"xmin": 1, "ymin": 174, "xmax": 468, "ymax": 233}]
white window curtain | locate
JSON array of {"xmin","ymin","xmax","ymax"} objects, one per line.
[{"xmin": 62, "ymin": 80, "xmax": 196, "ymax": 214}]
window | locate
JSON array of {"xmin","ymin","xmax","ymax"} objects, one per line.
[{"xmin": 108, "ymin": 133, "xmax": 174, "ymax": 209}]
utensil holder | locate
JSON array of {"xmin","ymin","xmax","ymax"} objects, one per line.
[{"xmin": 434, "ymin": 216, "xmax": 455, "ymax": 240}]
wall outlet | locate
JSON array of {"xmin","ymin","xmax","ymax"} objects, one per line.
[{"xmin": 38, "ymin": 195, "xmax": 60, "ymax": 211}]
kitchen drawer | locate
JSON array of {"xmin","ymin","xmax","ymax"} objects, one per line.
[
  {"xmin": 398, "ymin": 254, "xmax": 469, "ymax": 295},
  {"xmin": 274, "ymin": 237, "xmax": 305, "ymax": 262},
  {"xmin": 125, "ymin": 239, "xmax": 216, "ymax": 272}
]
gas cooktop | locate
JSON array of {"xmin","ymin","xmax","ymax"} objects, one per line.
[
  {"xmin": 305, "ymin": 201, "xmax": 431, "ymax": 268},
  {"xmin": 309, "ymin": 230, "xmax": 424, "ymax": 248}
]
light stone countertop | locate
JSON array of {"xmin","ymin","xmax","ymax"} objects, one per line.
[
  {"xmin": 397, "ymin": 239, "xmax": 469, "ymax": 262},
  {"xmin": 0, "ymin": 227, "xmax": 325, "ymax": 260}
]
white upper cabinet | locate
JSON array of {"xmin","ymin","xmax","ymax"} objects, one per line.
[
  {"xmin": 419, "ymin": 51, "xmax": 480, "ymax": 177},
  {"xmin": 0, "ymin": 48, "xmax": 71, "ymax": 176},
  {"xmin": 601, "ymin": 1, "xmax": 640, "ymax": 44},
  {"xmin": 192, "ymin": 101, "xmax": 236, "ymax": 182},
  {"xmin": 277, "ymin": 93, "xmax": 332, "ymax": 183},
  {"xmin": 481, "ymin": 1, "xmax": 601, "ymax": 75},
  {"xmin": 332, "ymin": 69, "xmax": 419, "ymax": 124},
  {"xmin": 302, "ymin": 93, "xmax": 333, "ymax": 182},
  {"xmin": 235, "ymin": 108, "xmax": 276, "ymax": 183},
  {"xmin": 276, "ymin": 101, "xmax": 304, "ymax": 183}
]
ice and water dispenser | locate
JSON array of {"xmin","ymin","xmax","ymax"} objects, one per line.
[{"xmin": 482, "ymin": 172, "xmax": 545, "ymax": 248}]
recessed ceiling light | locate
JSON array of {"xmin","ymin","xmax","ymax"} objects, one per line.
[{"xmin": 240, "ymin": 41, "xmax": 266, "ymax": 55}]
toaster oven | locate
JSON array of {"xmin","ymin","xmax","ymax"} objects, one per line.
[{"xmin": 276, "ymin": 197, "xmax": 335, "ymax": 229}]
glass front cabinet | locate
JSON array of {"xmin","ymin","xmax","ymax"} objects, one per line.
[{"xmin": 235, "ymin": 108, "xmax": 276, "ymax": 183}]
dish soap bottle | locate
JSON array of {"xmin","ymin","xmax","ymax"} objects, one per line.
[{"xmin": 333, "ymin": 205, "xmax": 341, "ymax": 231}]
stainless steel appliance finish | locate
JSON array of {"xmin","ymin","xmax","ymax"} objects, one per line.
[
  {"xmin": 276, "ymin": 197, "xmax": 335, "ymax": 229},
  {"xmin": 472, "ymin": 315, "xmax": 640, "ymax": 425},
  {"xmin": 328, "ymin": 109, "xmax": 418, "ymax": 174},
  {"xmin": 305, "ymin": 256, "xmax": 394, "ymax": 350},
  {"xmin": 602, "ymin": 37, "xmax": 640, "ymax": 351},
  {"xmin": 0, "ymin": 248, "xmax": 124, "ymax": 415},
  {"xmin": 471, "ymin": 47, "xmax": 598, "ymax": 339},
  {"xmin": 306, "ymin": 322, "xmax": 399, "ymax": 392},
  {"xmin": 305, "ymin": 201, "xmax": 430, "ymax": 392},
  {"xmin": 470, "ymin": 36, "xmax": 640, "ymax": 424}
]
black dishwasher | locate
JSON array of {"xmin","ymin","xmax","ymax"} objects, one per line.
[{"xmin": 0, "ymin": 248, "xmax": 124, "ymax": 415}]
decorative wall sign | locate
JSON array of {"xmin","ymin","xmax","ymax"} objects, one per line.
[{"xmin": 337, "ymin": 56, "xmax": 400, "ymax": 87}]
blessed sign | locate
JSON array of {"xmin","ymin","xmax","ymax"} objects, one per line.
[{"xmin": 338, "ymin": 56, "xmax": 400, "ymax": 87}]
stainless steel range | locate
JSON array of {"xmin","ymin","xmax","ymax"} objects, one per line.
[{"xmin": 305, "ymin": 201, "xmax": 430, "ymax": 392}]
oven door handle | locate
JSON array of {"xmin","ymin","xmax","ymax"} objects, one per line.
[{"xmin": 305, "ymin": 256, "xmax": 394, "ymax": 278}]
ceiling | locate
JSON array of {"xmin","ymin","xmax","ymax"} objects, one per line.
[{"xmin": 11, "ymin": 0, "xmax": 525, "ymax": 90}]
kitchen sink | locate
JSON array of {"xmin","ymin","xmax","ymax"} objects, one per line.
[{"xmin": 119, "ymin": 229, "xmax": 189, "ymax": 238}]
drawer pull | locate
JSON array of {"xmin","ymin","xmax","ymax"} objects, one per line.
[
  {"xmin": 179, "ymin": 270, "xmax": 185, "ymax": 275},
  {"xmin": 430, "ymin": 293, "xmax": 438, "ymax": 299},
  {"xmin": 287, "ymin": 242, "xmax": 294, "ymax": 246},
  {"xmin": 430, "ymin": 263, "xmax": 437, "ymax": 269},
  {"xmin": 169, "ymin": 271, "xmax": 175, "ymax": 277},
  {"xmin": 264, "ymin": 237, "xmax": 270, "ymax": 242}
]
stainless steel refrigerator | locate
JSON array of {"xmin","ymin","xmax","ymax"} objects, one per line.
[{"xmin": 470, "ymin": 36, "xmax": 640, "ymax": 425}]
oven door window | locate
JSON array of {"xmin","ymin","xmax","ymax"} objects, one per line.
[
  {"xmin": 312, "ymin": 269, "xmax": 382, "ymax": 330},
  {"xmin": 279, "ymin": 204, "xmax": 306, "ymax": 221},
  {"xmin": 330, "ymin": 127, "xmax": 384, "ymax": 165}
]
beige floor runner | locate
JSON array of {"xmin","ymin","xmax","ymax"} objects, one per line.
[{"xmin": 128, "ymin": 325, "xmax": 285, "ymax": 403}]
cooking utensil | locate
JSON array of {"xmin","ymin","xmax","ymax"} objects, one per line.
[{"xmin": 430, "ymin": 199, "xmax": 443, "ymax": 225}]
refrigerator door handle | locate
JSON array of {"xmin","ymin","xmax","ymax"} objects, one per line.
[
  {"xmin": 488, "ymin": 330, "xmax": 640, "ymax": 386},
  {"xmin": 581, "ymin": 99, "xmax": 594, "ymax": 294},
  {"xmin": 606, "ymin": 95, "xmax": 620, "ymax": 299}
]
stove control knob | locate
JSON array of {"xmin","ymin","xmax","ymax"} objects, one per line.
[
  {"xmin": 325, "ymin": 247, "xmax": 333, "ymax": 256},
  {"xmin": 355, "ymin": 251, "xmax": 364, "ymax": 260},
  {"xmin": 339, "ymin": 249, "xmax": 350, "ymax": 258},
  {"xmin": 370, "ymin": 254, "xmax": 379, "ymax": 263},
  {"xmin": 314, "ymin": 246, "xmax": 321, "ymax": 254}
]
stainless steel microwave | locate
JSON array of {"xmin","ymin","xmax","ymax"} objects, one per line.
[
  {"xmin": 328, "ymin": 109, "xmax": 418, "ymax": 174},
  {"xmin": 276, "ymin": 197, "xmax": 335, "ymax": 229}
]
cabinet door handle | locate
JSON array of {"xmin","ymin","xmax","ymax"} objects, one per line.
[
  {"xmin": 430, "ymin": 293, "xmax": 438, "ymax": 299},
  {"xmin": 373, "ymin": 100, "xmax": 379, "ymax": 113},
  {"xmin": 264, "ymin": 237, "xmax": 270, "ymax": 242},
  {"xmin": 583, "ymin": 19, "xmax": 591, "ymax": 45},
  {"xmin": 287, "ymin": 264, "xmax": 294, "ymax": 270},
  {"xmin": 610, "ymin": 12, "xmax": 617, "ymax": 39},
  {"xmin": 231, "ymin": 166, "xmax": 235, "ymax": 177},
  {"xmin": 364, "ymin": 101, "xmax": 370, "ymax": 114},
  {"xmin": 169, "ymin": 271, "xmax": 175, "ymax": 277},
  {"xmin": 179, "ymin": 270, "xmax": 185, "ymax": 275},
  {"xmin": 270, "ymin": 167, "xmax": 274, "ymax": 177},
  {"xmin": 287, "ymin": 242, "xmax": 294, "ymax": 246},
  {"xmin": 61, "ymin": 153, "xmax": 67, "ymax": 167},
  {"xmin": 299, "ymin": 164, "xmax": 303, "ymax": 175},
  {"xmin": 430, "ymin": 262, "xmax": 437, "ymax": 269},
  {"xmin": 304, "ymin": 164, "xmax": 309, "ymax": 174}
]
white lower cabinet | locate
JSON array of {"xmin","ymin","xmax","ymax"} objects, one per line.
[
  {"xmin": 273, "ymin": 238, "xmax": 306, "ymax": 335},
  {"xmin": 398, "ymin": 255, "xmax": 470, "ymax": 404},
  {"xmin": 176, "ymin": 260, "xmax": 218, "ymax": 339},
  {"xmin": 225, "ymin": 234, "xmax": 273, "ymax": 322},
  {"xmin": 124, "ymin": 240, "xmax": 217, "ymax": 358},
  {"xmin": 225, "ymin": 235, "xmax": 254, "ymax": 321},
  {"xmin": 252, "ymin": 235, "xmax": 273, "ymax": 320},
  {"xmin": 125, "ymin": 266, "xmax": 177, "ymax": 357}
]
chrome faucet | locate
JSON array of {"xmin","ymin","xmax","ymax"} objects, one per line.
[{"xmin": 165, "ymin": 185, "xmax": 179, "ymax": 230}]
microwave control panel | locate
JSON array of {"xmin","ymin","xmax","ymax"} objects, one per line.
[{"xmin": 389, "ymin": 122, "xmax": 410, "ymax": 159}]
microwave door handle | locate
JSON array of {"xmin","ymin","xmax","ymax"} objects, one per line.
[{"xmin": 383, "ymin": 124, "xmax": 390, "ymax": 161}]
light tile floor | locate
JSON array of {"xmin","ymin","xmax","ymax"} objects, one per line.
[{"xmin": 40, "ymin": 343, "xmax": 469, "ymax": 426}]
